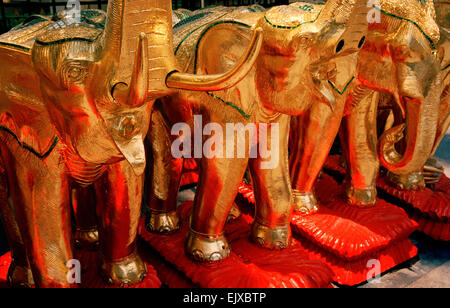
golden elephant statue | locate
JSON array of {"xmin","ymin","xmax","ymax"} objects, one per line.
[
  {"xmin": 0, "ymin": 0, "xmax": 260, "ymax": 288},
  {"xmin": 289, "ymin": 0, "xmax": 443, "ymax": 209},
  {"xmin": 145, "ymin": 0, "xmax": 369, "ymax": 262},
  {"xmin": 421, "ymin": 0, "xmax": 449, "ymax": 184}
]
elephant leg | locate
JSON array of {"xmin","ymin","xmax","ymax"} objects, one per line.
[
  {"xmin": 339, "ymin": 92, "xmax": 379, "ymax": 206},
  {"xmin": 95, "ymin": 160, "xmax": 146, "ymax": 286},
  {"xmin": 187, "ymin": 155, "xmax": 248, "ymax": 262},
  {"xmin": 72, "ymin": 185, "xmax": 99, "ymax": 251},
  {"xmin": 290, "ymin": 100, "xmax": 345, "ymax": 214},
  {"xmin": 249, "ymin": 115, "xmax": 292, "ymax": 249},
  {"xmin": 1, "ymin": 141, "xmax": 73, "ymax": 287},
  {"xmin": 145, "ymin": 107, "xmax": 182, "ymax": 234},
  {"xmin": 0, "ymin": 154, "xmax": 34, "ymax": 287}
]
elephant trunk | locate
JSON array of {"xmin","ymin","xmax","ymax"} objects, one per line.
[
  {"xmin": 103, "ymin": 0, "xmax": 263, "ymax": 104},
  {"xmin": 102, "ymin": 0, "xmax": 178, "ymax": 107},
  {"xmin": 378, "ymin": 93, "xmax": 440, "ymax": 176}
]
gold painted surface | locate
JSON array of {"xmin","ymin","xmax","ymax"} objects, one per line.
[
  {"xmin": 185, "ymin": 228, "xmax": 231, "ymax": 262},
  {"xmin": 387, "ymin": 171, "xmax": 426, "ymax": 190},
  {"xmin": 100, "ymin": 251, "xmax": 147, "ymax": 286},
  {"xmin": 148, "ymin": 0, "xmax": 370, "ymax": 262},
  {"xmin": 146, "ymin": 210, "xmax": 180, "ymax": 234},
  {"xmin": 292, "ymin": 190, "xmax": 318, "ymax": 214},
  {"xmin": 0, "ymin": 0, "xmax": 262, "ymax": 286}
]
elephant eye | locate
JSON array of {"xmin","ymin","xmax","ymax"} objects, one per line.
[
  {"xmin": 61, "ymin": 61, "xmax": 88, "ymax": 87},
  {"xmin": 358, "ymin": 36, "xmax": 366, "ymax": 49},
  {"xmin": 336, "ymin": 40, "xmax": 345, "ymax": 53}
]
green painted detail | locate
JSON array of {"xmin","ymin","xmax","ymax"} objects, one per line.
[
  {"xmin": 174, "ymin": 12, "xmax": 212, "ymax": 30},
  {"xmin": 328, "ymin": 76, "xmax": 355, "ymax": 95},
  {"xmin": 81, "ymin": 10, "xmax": 106, "ymax": 29},
  {"xmin": 374, "ymin": 6, "xmax": 436, "ymax": 50},
  {"xmin": 264, "ymin": 9, "xmax": 322, "ymax": 30},
  {"xmin": 11, "ymin": 15, "xmax": 48, "ymax": 31},
  {"xmin": 299, "ymin": 5, "xmax": 314, "ymax": 12},
  {"xmin": 174, "ymin": 12, "xmax": 228, "ymax": 55},
  {"xmin": 0, "ymin": 126, "xmax": 59, "ymax": 159},
  {"xmin": 193, "ymin": 20, "xmax": 251, "ymax": 73},
  {"xmin": 442, "ymin": 63, "xmax": 450, "ymax": 71},
  {"xmin": 34, "ymin": 36, "xmax": 100, "ymax": 46},
  {"xmin": 0, "ymin": 41, "xmax": 30, "ymax": 51},
  {"xmin": 206, "ymin": 92, "xmax": 251, "ymax": 119},
  {"xmin": 194, "ymin": 20, "xmax": 252, "ymax": 119}
]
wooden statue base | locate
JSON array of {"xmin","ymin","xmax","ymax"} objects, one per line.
[
  {"xmin": 0, "ymin": 249, "xmax": 162, "ymax": 288},
  {"xmin": 324, "ymin": 155, "xmax": 450, "ymax": 242},
  {"xmin": 138, "ymin": 201, "xmax": 334, "ymax": 288},
  {"xmin": 236, "ymin": 173, "xmax": 418, "ymax": 286}
]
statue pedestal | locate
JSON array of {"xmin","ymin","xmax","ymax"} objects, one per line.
[
  {"xmin": 237, "ymin": 174, "xmax": 418, "ymax": 286},
  {"xmin": 325, "ymin": 155, "xmax": 450, "ymax": 242},
  {"xmin": 377, "ymin": 175, "xmax": 450, "ymax": 241},
  {"xmin": 292, "ymin": 173, "xmax": 418, "ymax": 286},
  {"xmin": 138, "ymin": 201, "xmax": 334, "ymax": 288},
  {"xmin": 0, "ymin": 252, "xmax": 10, "ymax": 288}
]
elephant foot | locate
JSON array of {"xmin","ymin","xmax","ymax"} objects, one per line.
[
  {"xmin": 251, "ymin": 220, "xmax": 291, "ymax": 250},
  {"xmin": 423, "ymin": 157, "xmax": 444, "ymax": 186},
  {"xmin": 345, "ymin": 185, "xmax": 377, "ymax": 207},
  {"xmin": 145, "ymin": 210, "xmax": 180, "ymax": 234},
  {"xmin": 74, "ymin": 227, "xmax": 99, "ymax": 251},
  {"xmin": 7, "ymin": 260, "xmax": 34, "ymax": 288},
  {"xmin": 292, "ymin": 190, "xmax": 318, "ymax": 214},
  {"xmin": 185, "ymin": 229, "xmax": 231, "ymax": 262},
  {"xmin": 387, "ymin": 171, "xmax": 425, "ymax": 191},
  {"xmin": 227, "ymin": 204, "xmax": 241, "ymax": 222},
  {"xmin": 100, "ymin": 252, "xmax": 147, "ymax": 287}
]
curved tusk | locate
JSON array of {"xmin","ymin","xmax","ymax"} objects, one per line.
[
  {"xmin": 127, "ymin": 33, "xmax": 149, "ymax": 106},
  {"xmin": 166, "ymin": 27, "xmax": 263, "ymax": 91}
]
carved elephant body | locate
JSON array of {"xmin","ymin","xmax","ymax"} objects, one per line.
[
  {"xmin": 431, "ymin": 0, "xmax": 449, "ymax": 159},
  {"xmin": 146, "ymin": 0, "xmax": 369, "ymax": 262},
  {"xmin": 0, "ymin": 0, "xmax": 259, "ymax": 288},
  {"xmin": 289, "ymin": 0, "xmax": 443, "ymax": 208}
]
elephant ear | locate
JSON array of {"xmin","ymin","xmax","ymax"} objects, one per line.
[
  {"xmin": 0, "ymin": 41, "xmax": 58, "ymax": 159},
  {"xmin": 195, "ymin": 21, "xmax": 257, "ymax": 76},
  {"xmin": 194, "ymin": 21, "xmax": 260, "ymax": 118},
  {"xmin": 379, "ymin": 0, "xmax": 440, "ymax": 49}
]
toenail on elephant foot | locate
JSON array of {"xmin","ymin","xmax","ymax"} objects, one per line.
[
  {"xmin": 145, "ymin": 210, "xmax": 180, "ymax": 234},
  {"xmin": 292, "ymin": 190, "xmax": 319, "ymax": 214},
  {"xmin": 185, "ymin": 229, "xmax": 231, "ymax": 263},
  {"xmin": 74, "ymin": 227, "xmax": 99, "ymax": 251},
  {"xmin": 345, "ymin": 184, "xmax": 377, "ymax": 207},
  {"xmin": 387, "ymin": 171, "xmax": 425, "ymax": 191},
  {"xmin": 100, "ymin": 252, "xmax": 147, "ymax": 287},
  {"xmin": 251, "ymin": 220, "xmax": 291, "ymax": 250},
  {"xmin": 7, "ymin": 260, "xmax": 34, "ymax": 288}
]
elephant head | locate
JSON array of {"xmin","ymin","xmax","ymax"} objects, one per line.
[
  {"xmin": 254, "ymin": 0, "xmax": 370, "ymax": 115},
  {"xmin": 30, "ymin": 0, "xmax": 262, "ymax": 175},
  {"xmin": 362, "ymin": 0, "xmax": 443, "ymax": 176}
]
